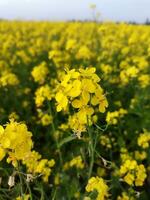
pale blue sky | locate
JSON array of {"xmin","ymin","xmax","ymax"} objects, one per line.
[{"xmin": 0, "ymin": 0, "xmax": 149, "ymax": 23}]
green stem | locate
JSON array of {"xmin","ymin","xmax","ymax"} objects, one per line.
[
  {"xmin": 87, "ymin": 124, "xmax": 94, "ymax": 179},
  {"xmin": 48, "ymin": 102, "xmax": 63, "ymax": 166},
  {"xmin": 87, "ymin": 122, "xmax": 99, "ymax": 179},
  {"xmin": 52, "ymin": 188, "xmax": 57, "ymax": 200},
  {"xmin": 88, "ymin": 146, "xmax": 94, "ymax": 179},
  {"xmin": 26, "ymin": 182, "xmax": 33, "ymax": 200},
  {"xmin": 17, "ymin": 165, "xmax": 24, "ymax": 197}
]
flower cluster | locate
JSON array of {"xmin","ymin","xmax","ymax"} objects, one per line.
[
  {"xmin": 106, "ymin": 108, "xmax": 127, "ymax": 125},
  {"xmin": 100, "ymin": 134, "xmax": 115, "ymax": 149},
  {"xmin": 85, "ymin": 176, "xmax": 109, "ymax": 200},
  {"xmin": 0, "ymin": 72, "xmax": 19, "ymax": 87},
  {"xmin": 0, "ymin": 119, "xmax": 33, "ymax": 166},
  {"xmin": 137, "ymin": 130, "xmax": 150, "ymax": 149},
  {"xmin": 117, "ymin": 191, "xmax": 135, "ymax": 200},
  {"xmin": 37, "ymin": 109, "xmax": 53, "ymax": 126},
  {"xmin": 138, "ymin": 74, "xmax": 150, "ymax": 88},
  {"xmin": 120, "ymin": 66, "xmax": 139, "ymax": 85},
  {"xmin": 31, "ymin": 61, "xmax": 49, "ymax": 84},
  {"xmin": 120, "ymin": 159, "xmax": 147, "ymax": 186},
  {"xmin": 64, "ymin": 155, "xmax": 84, "ymax": 170},
  {"xmin": 35, "ymin": 84, "xmax": 52, "ymax": 107},
  {"xmin": 76, "ymin": 45, "xmax": 93, "ymax": 60},
  {"xmin": 23, "ymin": 151, "xmax": 55, "ymax": 182},
  {"xmin": 16, "ymin": 194, "xmax": 30, "ymax": 200},
  {"xmin": 0, "ymin": 20, "xmax": 150, "ymax": 199},
  {"xmin": 55, "ymin": 67, "xmax": 108, "ymax": 135},
  {"xmin": 0, "ymin": 120, "xmax": 55, "ymax": 182}
]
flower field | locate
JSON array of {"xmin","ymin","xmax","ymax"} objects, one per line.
[{"xmin": 0, "ymin": 21, "xmax": 150, "ymax": 200}]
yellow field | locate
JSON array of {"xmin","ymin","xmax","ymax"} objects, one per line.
[{"xmin": 0, "ymin": 21, "xmax": 150, "ymax": 199}]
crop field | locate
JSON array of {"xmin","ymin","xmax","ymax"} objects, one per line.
[{"xmin": 0, "ymin": 21, "xmax": 150, "ymax": 200}]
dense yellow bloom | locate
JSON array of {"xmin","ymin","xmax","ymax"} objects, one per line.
[
  {"xmin": 0, "ymin": 72, "xmax": 19, "ymax": 87},
  {"xmin": 137, "ymin": 131, "xmax": 150, "ymax": 148},
  {"xmin": 0, "ymin": 20, "xmax": 150, "ymax": 198},
  {"xmin": 23, "ymin": 151, "xmax": 55, "ymax": 182},
  {"xmin": 69, "ymin": 106, "xmax": 94, "ymax": 135},
  {"xmin": 0, "ymin": 119, "xmax": 33, "ymax": 166},
  {"xmin": 120, "ymin": 148, "xmax": 147, "ymax": 162},
  {"xmin": 55, "ymin": 91, "xmax": 68, "ymax": 112},
  {"xmin": 55, "ymin": 67, "xmax": 108, "ymax": 135},
  {"xmin": 86, "ymin": 176, "xmax": 109, "ymax": 200},
  {"xmin": 106, "ymin": 108, "xmax": 127, "ymax": 125},
  {"xmin": 66, "ymin": 39, "xmax": 77, "ymax": 51},
  {"xmin": 100, "ymin": 64, "xmax": 112, "ymax": 75},
  {"xmin": 76, "ymin": 45, "xmax": 93, "ymax": 60},
  {"xmin": 120, "ymin": 159, "xmax": 147, "ymax": 186},
  {"xmin": 69, "ymin": 156, "xmax": 84, "ymax": 169},
  {"xmin": 35, "ymin": 85, "xmax": 52, "ymax": 107},
  {"xmin": 31, "ymin": 61, "xmax": 49, "ymax": 84},
  {"xmin": 63, "ymin": 155, "xmax": 84, "ymax": 170},
  {"xmin": 117, "ymin": 192, "xmax": 135, "ymax": 200},
  {"xmin": 0, "ymin": 120, "xmax": 55, "ymax": 182},
  {"xmin": 49, "ymin": 49, "xmax": 70, "ymax": 68},
  {"xmin": 120, "ymin": 66, "xmax": 139, "ymax": 85},
  {"xmin": 134, "ymin": 151, "xmax": 147, "ymax": 161},
  {"xmin": 138, "ymin": 74, "xmax": 150, "ymax": 88},
  {"xmin": 124, "ymin": 173, "xmax": 135, "ymax": 185}
]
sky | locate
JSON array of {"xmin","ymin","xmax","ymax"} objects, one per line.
[{"xmin": 0, "ymin": 0, "xmax": 150, "ymax": 23}]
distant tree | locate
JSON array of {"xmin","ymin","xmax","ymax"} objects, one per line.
[{"xmin": 145, "ymin": 18, "xmax": 150, "ymax": 25}]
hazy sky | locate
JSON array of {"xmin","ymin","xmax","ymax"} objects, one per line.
[{"xmin": 0, "ymin": 0, "xmax": 150, "ymax": 23}]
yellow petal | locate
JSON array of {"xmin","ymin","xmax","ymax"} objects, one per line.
[
  {"xmin": 91, "ymin": 95, "xmax": 99, "ymax": 106},
  {"xmin": 72, "ymin": 99, "xmax": 82, "ymax": 108},
  {"xmin": 0, "ymin": 125, "xmax": 4, "ymax": 137},
  {"xmin": 0, "ymin": 147, "xmax": 6, "ymax": 161},
  {"xmin": 2, "ymin": 138, "xmax": 11, "ymax": 148},
  {"xmin": 82, "ymin": 91, "xmax": 90, "ymax": 105},
  {"xmin": 68, "ymin": 80, "xmax": 81, "ymax": 97},
  {"xmin": 55, "ymin": 92, "xmax": 63, "ymax": 102}
]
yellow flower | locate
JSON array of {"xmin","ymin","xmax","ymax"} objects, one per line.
[
  {"xmin": 66, "ymin": 39, "xmax": 76, "ymax": 51},
  {"xmin": 86, "ymin": 176, "xmax": 109, "ymax": 200},
  {"xmin": 31, "ymin": 61, "xmax": 49, "ymax": 84},
  {"xmin": 55, "ymin": 67, "xmax": 108, "ymax": 135},
  {"xmin": 137, "ymin": 131, "xmax": 150, "ymax": 149},
  {"xmin": 41, "ymin": 114, "xmax": 52, "ymax": 126},
  {"xmin": 138, "ymin": 74, "xmax": 150, "ymax": 88},
  {"xmin": 16, "ymin": 194, "xmax": 30, "ymax": 200},
  {"xmin": 0, "ymin": 72, "xmax": 19, "ymax": 87},
  {"xmin": 55, "ymin": 91, "xmax": 68, "ymax": 112},
  {"xmin": 124, "ymin": 173, "xmax": 134, "ymax": 185},
  {"xmin": 106, "ymin": 108, "xmax": 127, "ymax": 125},
  {"xmin": 54, "ymin": 173, "xmax": 60, "ymax": 185},
  {"xmin": 69, "ymin": 155, "xmax": 84, "ymax": 169},
  {"xmin": 76, "ymin": 46, "xmax": 93, "ymax": 60},
  {"xmin": 117, "ymin": 192, "xmax": 135, "ymax": 200},
  {"xmin": 35, "ymin": 85, "xmax": 52, "ymax": 107},
  {"xmin": 23, "ymin": 151, "xmax": 55, "ymax": 182},
  {"xmin": 120, "ymin": 159, "xmax": 147, "ymax": 186},
  {"xmin": 0, "ymin": 147, "xmax": 6, "ymax": 161}
]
